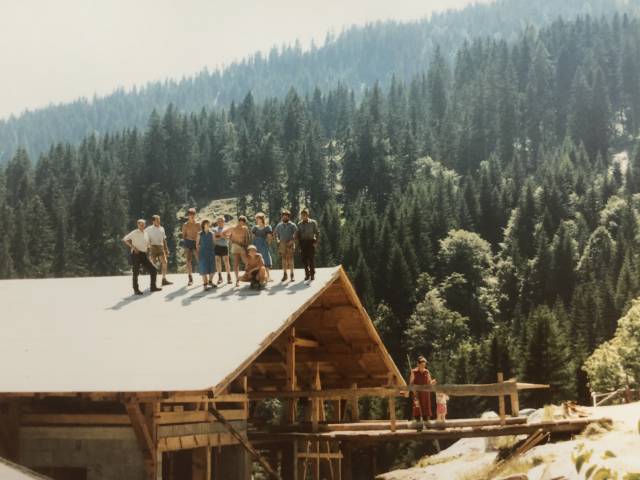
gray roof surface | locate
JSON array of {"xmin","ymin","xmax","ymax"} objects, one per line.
[
  {"xmin": 0, "ymin": 457, "xmax": 51, "ymax": 479},
  {"xmin": 0, "ymin": 267, "xmax": 341, "ymax": 393}
]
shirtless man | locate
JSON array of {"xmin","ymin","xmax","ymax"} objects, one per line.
[
  {"xmin": 228, "ymin": 215, "xmax": 250, "ymax": 287},
  {"xmin": 181, "ymin": 207, "xmax": 200, "ymax": 286},
  {"xmin": 240, "ymin": 245, "xmax": 267, "ymax": 290}
]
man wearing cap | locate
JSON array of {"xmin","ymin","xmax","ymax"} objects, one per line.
[
  {"xmin": 146, "ymin": 214, "xmax": 173, "ymax": 286},
  {"xmin": 181, "ymin": 207, "xmax": 200, "ymax": 286},
  {"xmin": 296, "ymin": 208, "xmax": 319, "ymax": 281},
  {"xmin": 274, "ymin": 209, "xmax": 297, "ymax": 282},
  {"xmin": 123, "ymin": 219, "xmax": 161, "ymax": 295}
]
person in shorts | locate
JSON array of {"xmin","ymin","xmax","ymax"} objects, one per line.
[
  {"xmin": 145, "ymin": 214, "xmax": 172, "ymax": 286},
  {"xmin": 181, "ymin": 207, "xmax": 200, "ymax": 286},
  {"xmin": 228, "ymin": 215, "xmax": 250, "ymax": 287},
  {"xmin": 240, "ymin": 245, "xmax": 268, "ymax": 290},
  {"xmin": 436, "ymin": 392, "xmax": 449, "ymax": 422},
  {"xmin": 213, "ymin": 216, "xmax": 232, "ymax": 285},
  {"xmin": 274, "ymin": 209, "xmax": 297, "ymax": 282}
]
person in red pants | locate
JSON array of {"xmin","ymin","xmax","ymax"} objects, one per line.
[{"xmin": 409, "ymin": 356, "xmax": 436, "ymax": 429}]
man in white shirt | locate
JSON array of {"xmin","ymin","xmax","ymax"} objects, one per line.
[
  {"xmin": 123, "ymin": 219, "xmax": 161, "ymax": 295},
  {"xmin": 145, "ymin": 215, "xmax": 172, "ymax": 286}
]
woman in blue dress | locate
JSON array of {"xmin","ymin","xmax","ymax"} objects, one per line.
[
  {"xmin": 197, "ymin": 219, "xmax": 217, "ymax": 291},
  {"xmin": 252, "ymin": 213, "xmax": 273, "ymax": 281}
]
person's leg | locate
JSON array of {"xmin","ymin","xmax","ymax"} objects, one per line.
[
  {"xmin": 258, "ymin": 266, "xmax": 267, "ymax": 285},
  {"xmin": 185, "ymin": 248, "xmax": 193, "ymax": 275},
  {"xmin": 215, "ymin": 256, "xmax": 222, "ymax": 282},
  {"xmin": 202, "ymin": 273, "xmax": 208, "ymax": 290},
  {"xmin": 141, "ymin": 253, "xmax": 158, "ymax": 289},
  {"xmin": 224, "ymin": 256, "xmax": 232, "ymax": 283},
  {"xmin": 132, "ymin": 252, "xmax": 142, "ymax": 293},
  {"xmin": 287, "ymin": 248, "xmax": 295, "ymax": 280},
  {"xmin": 280, "ymin": 245, "xmax": 288, "ymax": 281},
  {"xmin": 160, "ymin": 252, "xmax": 168, "ymax": 279},
  {"xmin": 309, "ymin": 241, "xmax": 316, "ymax": 280},
  {"xmin": 233, "ymin": 253, "xmax": 241, "ymax": 285},
  {"xmin": 300, "ymin": 241, "xmax": 310, "ymax": 279}
]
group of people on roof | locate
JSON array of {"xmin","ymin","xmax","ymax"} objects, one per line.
[{"xmin": 122, "ymin": 208, "xmax": 319, "ymax": 295}]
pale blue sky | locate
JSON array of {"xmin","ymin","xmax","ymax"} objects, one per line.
[{"xmin": 0, "ymin": 0, "xmax": 486, "ymax": 119}]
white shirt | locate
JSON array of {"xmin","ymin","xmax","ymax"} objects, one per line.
[
  {"xmin": 145, "ymin": 225, "xmax": 166, "ymax": 246},
  {"xmin": 123, "ymin": 229, "xmax": 150, "ymax": 253}
]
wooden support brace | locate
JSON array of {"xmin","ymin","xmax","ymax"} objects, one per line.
[
  {"xmin": 208, "ymin": 404, "xmax": 281, "ymax": 480},
  {"xmin": 388, "ymin": 373, "xmax": 397, "ymax": 433},
  {"xmin": 125, "ymin": 399, "xmax": 156, "ymax": 479}
]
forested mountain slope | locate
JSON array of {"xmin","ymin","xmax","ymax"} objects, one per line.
[{"xmin": 1, "ymin": 0, "xmax": 638, "ymax": 164}]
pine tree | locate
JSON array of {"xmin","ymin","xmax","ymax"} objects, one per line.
[{"xmin": 522, "ymin": 306, "xmax": 573, "ymax": 405}]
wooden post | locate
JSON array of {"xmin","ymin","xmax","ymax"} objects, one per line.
[
  {"xmin": 388, "ymin": 373, "xmax": 396, "ymax": 432},
  {"xmin": 510, "ymin": 391, "xmax": 520, "ymax": 417},
  {"xmin": 285, "ymin": 327, "xmax": 297, "ymax": 424},
  {"xmin": 341, "ymin": 443, "xmax": 352, "ymax": 480},
  {"xmin": 349, "ymin": 383, "xmax": 359, "ymax": 422},
  {"xmin": 311, "ymin": 363, "xmax": 321, "ymax": 433},
  {"xmin": 497, "ymin": 373, "xmax": 506, "ymax": 425},
  {"xmin": 191, "ymin": 447, "xmax": 211, "ymax": 480}
]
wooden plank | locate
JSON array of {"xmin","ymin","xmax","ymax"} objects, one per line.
[
  {"xmin": 297, "ymin": 452, "xmax": 344, "ymax": 459},
  {"xmin": 21, "ymin": 414, "xmax": 130, "ymax": 425},
  {"xmin": 251, "ymin": 418, "xmax": 612, "ymax": 445},
  {"xmin": 294, "ymin": 337, "xmax": 320, "ymax": 348},
  {"xmin": 156, "ymin": 409, "xmax": 246, "ymax": 425},
  {"xmin": 323, "ymin": 417, "xmax": 527, "ymax": 431},
  {"xmin": 158, "ymin": 432, "xmax": 237, "ymax": 452}
]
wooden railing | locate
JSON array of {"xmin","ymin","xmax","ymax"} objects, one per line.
[{"xmin": 248, "ymin": 374, "xmax": 549, "ymax": 430}]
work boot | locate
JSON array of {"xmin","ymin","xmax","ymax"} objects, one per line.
[
  {"xmin": 310, "ymin": 273, "xmax": 315, "ymax": 281},
  {"xmin": 281, "ymin": 272, "xmax": 288, "ymax": 282},
  {"xmin": 217, "ymin": 273, "xmax": 223, "ymax": 284},
  {"xmin": 162, "ymin": 278, "xmax": 173, "ymax": 286},
  {"xmin": 150, "ymin": 286, "xmax": 162, "ymax": 292},
  {"xmin": 227, "ymin": 274, "xmax": 232, "ymax": 285},
  {"xmin": 290, "ymin": 272, "xmax": 295, "ymax": 282},
  {"xmin": 188, "ymin": 274, "xmax": 193, "ymax": 286},
  {"xmin": 133, "ymin": 289, "xmax": 143, "ymax": 296}
]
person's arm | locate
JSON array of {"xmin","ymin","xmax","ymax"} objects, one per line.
[
  {"xmin": 181, "ymin": 223, "xmax": 186, "ymax": 239},
  {"xmin": 314, "ymin": 221, "xmax": 320, "ymax": 242},
  {"xmin": 122, "ymin": 232, "xmax": 138, "ymax": 253},
  {"xmin": 196, "ymin": 232, "xmax": 200, "ymax": 251},
  {"xmin": 266, "ymin": 226, "xmax": 273, "ymax": 244},
  {"xmin": 289, "ymin": 224, "xmax": 297, "ymax": 245},
  {"xmin": 274, "ymin": 224, "xmax": 281, "ymax": 243}
]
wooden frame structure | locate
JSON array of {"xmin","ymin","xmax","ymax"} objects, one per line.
[
  {"xmin": 0, "ymin": 267, "xmax": 405, "ymax": 480},
  {"xmin": 0, "ymin": 267, "xmax": 608, "ymax": 480}
]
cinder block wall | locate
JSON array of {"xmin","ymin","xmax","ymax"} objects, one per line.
[{"xmin": 20, "ymin": 426, "xmax": 145, "ymax": 480}]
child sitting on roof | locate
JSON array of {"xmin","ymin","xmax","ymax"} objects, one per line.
[{"xmin": 436, "ymin": 392, "xmax": 449, "ymax": 422}]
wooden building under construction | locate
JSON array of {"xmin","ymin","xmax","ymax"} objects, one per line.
[{"xmin": 0, "ymin": 266, "xmax": 406, "ymax": 480}]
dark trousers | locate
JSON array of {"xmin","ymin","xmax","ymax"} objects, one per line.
[
  {"xmin": 132, "ymin": 251, "xmax": 157, "ymax": 292},
  {"xmin": 299, "ymin": 239, "xmax": 316, "ymax": 277}
]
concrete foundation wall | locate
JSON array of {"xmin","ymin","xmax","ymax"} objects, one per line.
[{"xmin": 19, "ymin": 426, "xmax": 145, "ymax": 480}]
